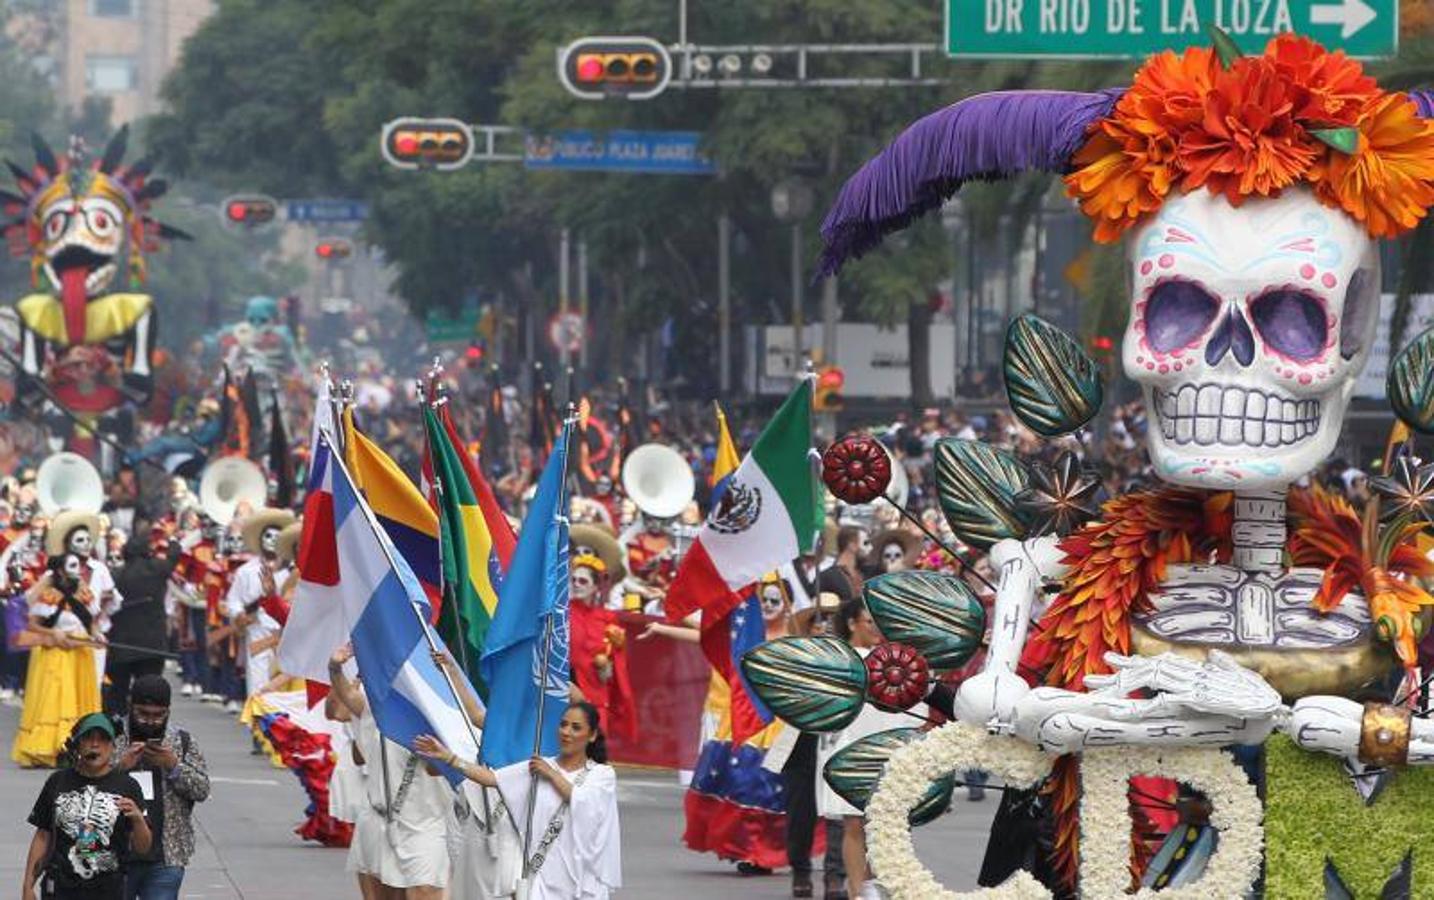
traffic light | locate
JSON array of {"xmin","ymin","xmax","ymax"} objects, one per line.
[
  {"xmin": 814, "ymin": 365, "xmax": 845, "ymax": 412},
  {"xmin": 380, "ymin": 117, "xmax": 475, "ymax": 171},
  {"xmin": 221, "ymin": 195, "xmax": 277, "ymax": 228},
  {"xmin": 558, "ymin": 36, "xmax": 672, "ymax": 100},
  {"xmin": 315, "ymin": 238, "xmax": 353, "ymax": 261}
]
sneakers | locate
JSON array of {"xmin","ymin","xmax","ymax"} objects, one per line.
[
  {"xmin": 792, "ymin": 870, "xmax": 814, "ymax": 898},
  {"xmin": 180, "ymin": 683, "xmax": 196, "ymax": 697},
  {"xmin": 224, "ymin": 700, "xmax": 242, "ymax": 714},
  {"xmin": 200, "ymin": 693, "xmax": 222, "ymax": 703},
  {"xmin": 0, "ymin": 687, "xmax": 14, "ymax": 701}
]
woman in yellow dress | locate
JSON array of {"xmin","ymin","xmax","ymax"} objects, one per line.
[{"xmin": 11, "ymin": 552, "xmax": 103, "ymax": 767}]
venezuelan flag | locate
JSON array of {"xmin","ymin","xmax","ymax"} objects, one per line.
[
  {"xmin": 422, "ymin": 402, "xmax": 516, "ymax": 696},
  {"xmin": 341, "ymin": 408, "xmax": 442, "ymax": 616}
]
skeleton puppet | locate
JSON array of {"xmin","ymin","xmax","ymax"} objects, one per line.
[{"xmin": 798, "ymin": 32, "xmax": 1434, "ymax": 895}]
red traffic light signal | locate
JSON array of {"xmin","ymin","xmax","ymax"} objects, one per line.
[
  {"xmin": 315, "ymin": 238, "xmax": 353, "ymax": 260},
  {"xmin": 815, "ymin": 366, "xmax": 845, "ymax": 411},
  {"xmin": 1090, "ymin": 335, "xmax": 1115, "ymax": 352},
  {"xmin": 221, "ymin": 195, "xmax": 277, "ymax": 227},
  {"xmin": 559, "ymin": 36, "xmax": 671, "ymax": 100},
  {"xmin": 380, "ymin": 117, "xmax": 475, "ymax": 171}
]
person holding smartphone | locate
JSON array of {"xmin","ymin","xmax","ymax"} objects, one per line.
[{"xmin": 23, "ymin": 712, "xmax": 151, "ymax": 900}]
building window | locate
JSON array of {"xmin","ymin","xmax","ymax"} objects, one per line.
[
  {"xmin": 85, "ymin": 55, "xmax": 138, "ymax": 93},
  {"xmin": 89, "ymin": 0, "xmax": 136, "ymax": 17}
]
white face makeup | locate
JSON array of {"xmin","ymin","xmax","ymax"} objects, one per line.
[
  {"xmin": 881, "ymin": 543, "xmax": 906, "ymax": 571},
  {"xmin": 260, "ymin": 526, "xmax": 280, "ymax": 557},
  {"xmin": 857, "ymin": 529, "xmax": 873, "ymax": 557},
  {"xmin": 760, "ymin": 585, "xmax": 787, "ymax": 621},
  {"xmin": 63, "ymin": 554, "xmax": 82, "ymax": 579},
  {"xmin": 570, "ymin": 567, "xmax": 598, "ymax": 603},
  {"xmin": 1125, "ymin": 187, "xmax": 1379, "ymax": 491},
  {"xmin": 66, "ymin": 526, "xmax": 92, "ymax": 557}
]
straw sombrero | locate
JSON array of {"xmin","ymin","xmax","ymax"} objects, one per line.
[
  {"xmin": 570, "ymin": 523, "xmax": 626, "ymax": 580},
  {"xmin": 46, "ymin": 510, "xmax": 102, "ymax": 557},
  {"xmin": 240, "ymin": 508, "xmax": 297, "ymax": 555}
]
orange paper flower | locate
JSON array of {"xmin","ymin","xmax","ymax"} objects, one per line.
[
  {"xmin": 1267, "ymin": 33, "xmax": 1379, "ymax": 127},
  {"xmin": 1309, "ymin": 92, "xmax": 1434, "ymax": 238}
]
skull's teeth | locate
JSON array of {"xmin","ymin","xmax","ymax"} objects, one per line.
[{"xmin": 1153, "ymin": 385, "xmax": 1320, "ymax": 449}]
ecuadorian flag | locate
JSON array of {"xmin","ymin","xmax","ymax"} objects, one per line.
[
  {"xmin": 422, "ymin": 403, "xmax": 516, "ymax": 696},
  {"xmin": 342, "ymin": 409, "xmax": 442, "ymax": 617}
]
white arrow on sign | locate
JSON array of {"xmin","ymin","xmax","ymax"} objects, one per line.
[{"xmin": 1310, "ymin": 0, "xmax": 1378, "ymax": 38}]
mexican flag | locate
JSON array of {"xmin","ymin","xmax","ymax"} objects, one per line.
[{"xmin": 665, "ymin": 380, "xmax": 819, "ymax": 622}]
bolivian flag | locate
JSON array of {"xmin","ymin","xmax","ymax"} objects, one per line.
[
  {"xmin": 422, "ymin": 403, "xmax": 516, "ymax": 696},
  {"xmin": 341, "ymin": 409, "xmax": 442, "ymax": 616}
]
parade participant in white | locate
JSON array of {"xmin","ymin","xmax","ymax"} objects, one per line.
[
  {"xmin": 415, "ymin": 701, "xmax": 622, "ymax": 900},
  {"xmin": 222, "ymin": 508, "xmax": 293, "ymax": 700},
  {"xmin": 48, "ymin": 510, "xmax": 120, "ymax": 692}
]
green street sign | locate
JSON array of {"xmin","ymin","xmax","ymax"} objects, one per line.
[
  {"xmin": 946, "ymin": 0, "xmax": 1398, "ymax": 59},
  {"xmin": 425, "ymin": 309, "xmax": 479, "ymax": 343}
]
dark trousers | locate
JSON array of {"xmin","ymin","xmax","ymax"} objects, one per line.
[
  {"xmin": 179, "ymin": 607, "xmax": 208, "ymax": 687},
  {"xmin": 105, "ymin": 657, "xmax": 165, "ymax": 716},
  {"xmin": 823, "ymin": 819, "xmax": 845, "ymax": 881},
  {"xmin": 783, "ymin": 733, "xmax": 819, "ymax": 873}
]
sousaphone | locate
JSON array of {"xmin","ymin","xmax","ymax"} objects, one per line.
[
  {"xmin": 198, "ymin": 457, "xmax": 268, "ymax": 526},
  {"xmin": 622, "ymin": 443, "xmax": 695, "ymax": 520},
  {"xmin": 35, "ymin": 452, "xmax": 104, "ymax": 515}
]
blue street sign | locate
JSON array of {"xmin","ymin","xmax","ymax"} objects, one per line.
[
  {"xmin": 285, "ymin": 199, "xmax": 371, "ymax": 223},
  {"xmin": 523, "ymin": 130, "xmax": 717, "ymax": 175}
]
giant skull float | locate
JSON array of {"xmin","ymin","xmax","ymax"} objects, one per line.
[
  {"xmin": 3, "ymin": 127, "xmax": 186, "ymax": 465},
  {"xmin": 747, "ymin": 32, "xmax": 1434, "ymax": 898}
]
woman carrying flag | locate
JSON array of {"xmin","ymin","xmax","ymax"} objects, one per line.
[{"xmin": 413, "ymin": 701, "xmax": 622, "ymax": 900}]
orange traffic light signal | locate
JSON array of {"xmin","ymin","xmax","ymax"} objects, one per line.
[
  {"xmin": 380, "ymin": 117, "xmax": 475, "ymax": 171},
  {"xmin": 559, "ymin": 37, "xmax": 671, "ymax": 100},
  {"xmin": 221, "ymin": 195, "xmax": 277, "ymax": 227},
  {"xmin": 814, "ymin": 366, "xmax": 845, "ymax": 412},
  {"xmin": 315, "ymin": 238, "xmax": 353, "ymax": 260}
]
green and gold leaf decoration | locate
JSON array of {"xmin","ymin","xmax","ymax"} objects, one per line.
[
  {"xmin": 933, "ymin": 438, "xmax": 1031, "ymax": 551},
  {"xmin": 1388, "ymin": 326, "xmax": 1434, "ymax": 435},
  {"xmin": 741, "ymin": 637, "xmax": 868, "ymax": 733},
  {"xmin": 1003, "ymin": 313, "xmax": 1103, "ymax": 437},
  {"xmin": 822, "ymin": 728, "xmax": 954, "ymax": 825},
  {"xmin": 863, "ymin": 571, "xmax": 986, "ymax": 671}
]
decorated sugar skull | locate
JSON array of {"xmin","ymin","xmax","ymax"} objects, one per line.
[{"xmin": 1127, "ymin": 188, "xmax": 1381, "ymax": 490}]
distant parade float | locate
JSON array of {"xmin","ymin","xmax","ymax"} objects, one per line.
[
  {"xmin": 3, "ymin": 127, "xmax": 185, "ymax": 468},
  {"xmin": 748, "ymin": 31, "xmax": 1434, "ymax": 897}
]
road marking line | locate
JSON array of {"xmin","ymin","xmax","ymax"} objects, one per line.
[{"xmin": 211, "ymin": 775, "xmax": 281, "ymax": 786}]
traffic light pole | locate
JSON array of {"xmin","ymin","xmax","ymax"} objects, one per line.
[
  {"xmin": 559, "ymin": 228, "xmax": 571, "ymax": 370},
  {"xmin": 718, "ymin": 214, "xmax": 730, "ymax": 395},
  {"xmin": 578, "ymin": 238, "xmax": 590, "ymax": 371},
  {"xmin": 790, "ymin": 223, "xmax": 803, "ymax": 370}
]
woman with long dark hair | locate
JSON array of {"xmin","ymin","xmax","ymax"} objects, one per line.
[{"xmin": 413, "ymin": 701, "xmax": 622, "ymax": 899}]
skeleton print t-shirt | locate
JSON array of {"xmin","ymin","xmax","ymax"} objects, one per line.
[{"xmin": 28, "ymin": 768, "xmax": 145, "ymax": 897}]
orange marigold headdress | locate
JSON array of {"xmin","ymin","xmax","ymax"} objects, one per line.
[{"xmin": 817, "ymin": 32, "xmax": 1434, "ymax": 275}]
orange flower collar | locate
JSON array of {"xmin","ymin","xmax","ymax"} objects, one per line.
[{"xmin": 1066, "ymin": 33, "xmax": 1434, "ymax": 242}]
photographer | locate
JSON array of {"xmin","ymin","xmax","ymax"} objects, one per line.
[
  {"xmin": 114, "ymin": 675, "xmax": 210, "ymax": 899},
  {"xmin": 22, "ymin": 713, "xmax": 151, "ymax": 900}
]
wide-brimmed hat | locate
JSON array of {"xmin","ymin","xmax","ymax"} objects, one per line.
[
  {"xmin": 870, "ymin": 528, "xmax": 922, "ymax": 566},
  {"xmin": 570, "ymin": 523, "xmax": 626, "ymax": 580},
  {"xmin": 794, "ymin": 591, "xmax": 843, "ymax": 636},
  {"xmin": 46, "ymin": 510, "xmax": 101, "ymax": 557},
  {"xmin": 241, "ymin": 508, "xmax": 297, "ymax": 555},
  {"xmin": 275, "ymin": 520, "xmax": 303, "ymax": 566}
]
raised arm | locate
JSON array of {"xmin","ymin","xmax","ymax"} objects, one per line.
[
  {"xmin": 327, "ymin": 644, "xmax": 366, "ymax": 717},
  {"xmin": 413, "ymin": 735, "xmax": 497, "ymax": 787},
  {"xmin": 432, "ymin": 649, "xmax": 485, "ymax": 728}
]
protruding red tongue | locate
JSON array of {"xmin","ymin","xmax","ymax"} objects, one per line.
[{"xmin": 60, "ymin": 267, "xmax": 88, "ymax": 343}]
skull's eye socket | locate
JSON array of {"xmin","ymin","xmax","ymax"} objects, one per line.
[
  {"xmin": 42, "ymin": 210, "xmax": 69, "ymax": 242},
  {"xmin": 1144, "ymin": 281, "xmax": 1220, "ymax": 353},
  {"xmin": 1250, "ymin": 289, "xmax": 1329, "ymax": 362}
]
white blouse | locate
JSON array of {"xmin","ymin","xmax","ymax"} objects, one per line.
[{"xmin": 494, "ymin": 758, "xmax": 621, "ymax": 900}]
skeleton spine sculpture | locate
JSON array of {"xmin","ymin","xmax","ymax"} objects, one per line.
[
  {"xmin": 3, "ymin": 127, "xmax": 184, "ymax": 465},
  {"xmin": 748, "ymin": 33, "xmax": 1434, "ymax": 897}
]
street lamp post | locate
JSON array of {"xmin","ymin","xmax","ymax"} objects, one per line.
[{"xmin": 770, "ymin": 179, "xmax": 814, "ymax": 377}]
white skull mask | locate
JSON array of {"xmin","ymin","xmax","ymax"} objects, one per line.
[
  {"xmin": 66, "ymin": 526, "xmax": 92, "ymax": 557},
  {"xmin": 1125, "ymin": 187, "xmax": 1380, "ymax": 491}
]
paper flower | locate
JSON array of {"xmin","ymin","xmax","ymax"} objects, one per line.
[
  {"xmin": 864, "ymin": 642, "xmax": 931, "ymax": 712},
  {"xmin": 1016, "ymin": 452, "xmax": 1103, "ymax": 538},
  {"xmin": 1370, "ymin": 455, "xmax": 1434, "ymax": 525}
]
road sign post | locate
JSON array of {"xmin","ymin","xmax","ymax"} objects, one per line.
[{"xmin": 945, "ymin": 0, "xmax": 1397, "ymax": 58}]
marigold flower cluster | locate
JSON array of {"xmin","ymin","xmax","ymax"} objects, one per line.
[{"xmin": 1066, "ymin": 34, "xmax": 1434, "ymax": 242}]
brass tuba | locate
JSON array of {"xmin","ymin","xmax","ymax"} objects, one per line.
[
  {"xmin": 35, "ymin": 452, "xmax": 104, "ymax": 515},
  {"xmin": 198, "ymin": 457, "xmax": 269, "ymax": 526}
]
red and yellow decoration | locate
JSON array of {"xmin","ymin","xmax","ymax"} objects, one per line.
[{"xmin": 1066, "ymin": 34, "xmax": 1434, "ymax": 242}]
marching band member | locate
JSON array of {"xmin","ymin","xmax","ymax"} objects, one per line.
[
  {"xmin": 621, "ymin": 514, "xmax": 678, "ymax": 611},
  {"xmin": 11, "ymin": 552, "xmax": 104, "ymax": 767},
  {"xmin": 223, "ymin": 508, "xmax": 295, "ymax": 704}
]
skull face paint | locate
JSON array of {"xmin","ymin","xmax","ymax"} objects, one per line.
[
  {"xmin": 260, "ymin": 526, "xmax": 280, "ymax": 557},
  {"xmin": 759, "ymin": 584, "xmax": 788, "ymax": 622},
  {"xmin": 66, "ymin": 526, "xmax": 92, "ymax": 557},
  {"xmin": 62, "ymin": 553, "xmax": 82, "ymax": 581},
  {"xmin": 570, "ymin": 566, "xmax": 600, "ymax": 605},
  {"xmin": 1125, "ymin": 188, "xmax": 1379, "ymax": 491},
  {"xmin": 881, "ymin": 542, "xmax": 907, "ymax": 573}
]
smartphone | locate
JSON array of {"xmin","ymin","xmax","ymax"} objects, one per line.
[{"xmin": 144, "ymin": 738, "xmax": 163, "ymax": 749}]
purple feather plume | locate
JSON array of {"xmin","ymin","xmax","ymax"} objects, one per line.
[
  {"xmin": 1410, "ymin": 89, "xmax": 1434, "ymax": 118},
  {"xmin": 817, "ymin": 89, "xmax": 1122, "ymax": 278}
]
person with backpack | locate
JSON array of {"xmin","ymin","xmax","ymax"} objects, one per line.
[{"xmin": 113, "ymin": 675, "xmax": 210, "ymax": 899}]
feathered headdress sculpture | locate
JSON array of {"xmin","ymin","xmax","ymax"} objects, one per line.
[{"xmin": 818, "ymin": 32, "xmax": 1434, "ymax": 276}]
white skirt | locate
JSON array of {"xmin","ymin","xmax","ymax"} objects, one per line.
[
  {"xmin": 346, "ymin": 806, "xmax": 451, "ymax": 888},
  {"xmin": 447, "ymin": 785, "xmax": 522, "ymax": 900}
]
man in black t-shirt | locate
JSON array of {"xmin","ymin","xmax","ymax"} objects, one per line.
[{"xmin": 22, "ymin": 713, "xmax": 152, "ymax": 900}]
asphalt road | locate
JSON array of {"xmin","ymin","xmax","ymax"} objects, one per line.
[{"xmin": 0, "ymin": 681, "xmax": 994, "ymax": 898}]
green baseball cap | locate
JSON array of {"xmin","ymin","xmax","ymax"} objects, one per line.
[{"xmin": 71, "ymin": 712, "xmax": 116, "ymax": 741}]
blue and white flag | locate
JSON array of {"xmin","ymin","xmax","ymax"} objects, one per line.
[
  {"xmin": 318, "ymin": 439, "xmax": 481, "ymax": 777},
  {"xmin": 479, "ymin": 431, "xmax": 570, "ymax": 768}
]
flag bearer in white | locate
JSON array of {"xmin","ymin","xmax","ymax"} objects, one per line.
[
  {"xmin": 415, "ymin": 701, "xmax": 623, "ymax": 900},
  {"xmin": 329, "ymin": 644, "xmax": 451, "ymax": 899}
]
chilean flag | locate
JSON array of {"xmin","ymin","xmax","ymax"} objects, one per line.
[{"xmin": 276, "ymin": 434, "xmax": 344, "ymax": 705}]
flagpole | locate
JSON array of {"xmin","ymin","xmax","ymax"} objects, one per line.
[
  {"xmin": 420, "ymin": 378, "xmax": 501, "ymax": 842},
  {"xmin": 520, "ymin": 405, "xmax": 577, "ymax": 887},
  {"xmin": 324, "ymin": 429, "xmax": 496, "ymax": 824}
]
